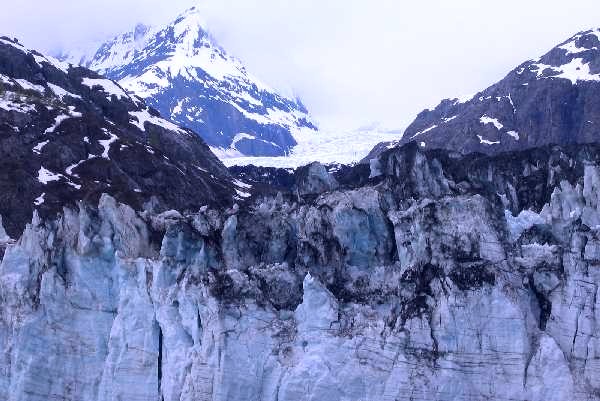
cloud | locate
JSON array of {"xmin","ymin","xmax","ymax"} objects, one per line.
[{"xmin": 2, "ymin": 0, "xmax": 600, "ymax": 131}]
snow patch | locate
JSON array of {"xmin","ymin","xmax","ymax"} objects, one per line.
[
  {"xmin": 233, "ymin": 179, "xmax": 252, "ymax": 189},
  {"xmin": 99, "ymin": 130, "xmax": 119, "ymax": 159},
  {"xmin": 15, "ymin": 79, "xmax": 45, "ymax": 93},
  {"xmin": 82, "ymin": 77, "xmax": 129, "ymax": 100},
  {"xmin": 32, "ymin": 140, "xmax": 49, "ymax": 154},
  {"xmin": 454, "ymin": 93, "xmax": 475, "ymax": 104},
  {"xmin": 480, "ymin": 115, "xmax": 504, "ymax": 130},
  {"xmin": 507, "ymin": 131, "xmax": 520, "ymax": 140},
  {"xmin": 477, "ymin": 135, "xmax": 500, "ymax": 145},
  {"xmin": 532, "ymin": 58, "xmax": 600, "ymax": 85},
  {"xmin": 129, "ymin": 109, "xmax": 188, "ymax": 135},
  {"xmin": 235, "ymin": 189, "xmax": 251, "ymax": 198},
  {"xmin": 34, "ymin": 193, "xmax": 45, "ymax": 206},
  {"xmin": 47, "ymin": 83, "xmax": 81, "ymax": 100},
  {"xmin": 411, "ymin": 124, "xmax": 437, "ymax": 139},
  {"xmin": 37, "ymin": 167, "xmax": 62, "ymax": 184}
]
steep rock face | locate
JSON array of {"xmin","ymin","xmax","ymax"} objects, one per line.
[
  {"xmin": 63, "ymin": 8, "xmax": 317, "ymax": 157},
  {"xmin": 3, "ymin": 143, "xmax": 600, "ymax": 400},
  {"xmin": 0, "ymin": 37, "xmax": 236, "ymax": 238},
  {"xmin": 367, "ymin": 28, "xmax": 600, "ymax": 160}
]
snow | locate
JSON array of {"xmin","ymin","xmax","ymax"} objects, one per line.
[
  {"xmin": 15, "ymin": 79, "xmax": 45, "ymax": 93},
  {"xmin": 171, "ymin": 99, "xmax": 185, "ymax": 117},
  {"xmin": 559, "ymin": 40, "xmax": 591, "ymax": 55},
  {"xmin": 507, "ymin": 93, "xmax": 516, "ymax": 113},
  {"xmin": 37, "ymin": 167, "xmax": 62, "ymax": 184},
  {"xmin": 81, "ymin": 78, "xmax": 130, "ymax": 100},
  {"xmin": 44, "ymin": 115, "xmax": 72, "ymax": 134},
  {"xmin": 442, "ymin": 116, "xmax": 457, "ymax": 123},
  {"xmin": 65, "ymin": 162, "xmax": 81, "ymax": 177},
  {"xmin": 34, "ymin": 193, "xmax": 45, "ymax": 206},
  {"xmin": 47, "ymin": 83, "xmax": 81, "ymax": 100},
  {"xmin": 233, "ymin": 179, "xmax": 252, "ymax": 189},
  {"xmin": 0, "ymin": 73, "xmax": 12, "ymax": 85},
  {"xmin": 229, "ymin": 133, "xmax": 265, "ymax": 150},
  {"xmin": 86, "ymin": 8, "xmax": 272, "ymax": 95},
  {"xmin": 0, "ymin": 93, "xmax": 36, "ymax": 113},
  {"xmin": 480, "ymin": 115, "xmax": 504, "ymax": 130},
  {"xmin": 31, "ymin": 52, "xmax": 69, "ymax": 73},
  {"xmin": 32, "ymin": 140, "xmax": 50, "ymax": 154},
  {"xmin": 99, "ymin": 130, "xmax": 119, "ymax": 159},
  {"xmin": 44, "ymin": 106, "xmax": 82, "ymax": 134},
  {"xmin": 507, "ymin": 131, "xmax": 520, "ymax": 140},
  {"xmin": 235, "ymin": 188, "xmax": 251, "ymax": 198},
  {"xmin": 210, "ymin": 146, "xmax": 245, "ymax": 159},
  {"xmin": 129, "ymin": 109, "xmax": 189, "ymax": 135},
  {"xmin": 120, "ymin": 68, "xmax": 170, "ymax": 97},
  {"xmin": 411, "ymin": 124, "xmax": 437, "ymax": 139},
  {"xmin": 223, "ymin": 100, "xmax": 314, "ymax": 134},
  {"xmin": 454, "ymin": 93, "xmax": 475, "ymax": 104},
  {"xmin": 558, "ymin": 32, "xmax": 598, "ymax": 55},
  {"xmin": 477, "ymin": 135, "xmax": 500, "ymax": 145},
  {"xmin": 531, "ymin": 58, "xmax": 600, "ymax": 85},
  {"xmin": 218, "ymin": 126, "xmax": 405, "ymax": 168}
]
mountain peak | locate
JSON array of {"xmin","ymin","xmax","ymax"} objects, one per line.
[
  {"xmin": 171, "ymin": 6, "xmax": 210, "ymax": 47},
  {"xmin": 63, "ymin": 8, "xmax": 317, "ymax": 158}
]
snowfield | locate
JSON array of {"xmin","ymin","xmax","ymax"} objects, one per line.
[{"xmin": 217, "ymin": 126, "xmax": 405, "ymax": 168}]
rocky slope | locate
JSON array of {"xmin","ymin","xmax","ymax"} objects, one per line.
[
  {"xmin": 3, "ymin": 133, "xmax": 600, "ymax": 399},
  {"xmin": 63, "ymin": 7, "xmax": 317, "ymax": 158},
  {"xmin": 367, "ymin": 28, "xmax": 600, "ymax": 159},
  {"xmin": 0, "ymin": 36, "xmax": 240, "ymax": 239}
]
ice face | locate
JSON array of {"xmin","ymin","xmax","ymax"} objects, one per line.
[{"xmin": 3, "ymin": 145, "xmax": 600, "ymax": 400}]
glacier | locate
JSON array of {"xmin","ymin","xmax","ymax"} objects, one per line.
[{"xmin": 1, "ymin": 144, "xmax": 600, "ymax": 400}]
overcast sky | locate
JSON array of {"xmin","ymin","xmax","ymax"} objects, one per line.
[{"xmin": 2, "ymin": 0, "xmax": 600, "ymax": 130}]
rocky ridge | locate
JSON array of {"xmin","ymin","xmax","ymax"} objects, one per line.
[
  {"xmin": 367, "ymin": 28, "xmax": 600, "ymax": 160},
  {"xmin": 0, "ymin": 36, "xmax": 239, "ymax": 238}
]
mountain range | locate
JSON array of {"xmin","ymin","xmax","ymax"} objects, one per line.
[{"xmin": 62, "ymin": 7, "xmax": 317, "ymax": 158}]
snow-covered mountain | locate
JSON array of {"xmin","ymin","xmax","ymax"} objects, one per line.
[
  {"xmin": 367, "ymin": 28, "xmax": 600, "ymax": 159},
  {"xmin": 62, "ymin": 7, "xmax": 317, "ymax": 158}
]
